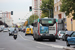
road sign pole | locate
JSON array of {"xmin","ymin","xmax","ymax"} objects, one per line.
[{"xmin": 71, "ymin": 19, "xmax": 73, "ymax": 31}]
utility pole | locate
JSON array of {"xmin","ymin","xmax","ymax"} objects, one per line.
[{"xmin": 71, "ymin": 19, "xmax": 73, "ymax": 31}]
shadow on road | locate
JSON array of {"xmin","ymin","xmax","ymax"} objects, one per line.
[{"xmin": 34, "ymin": 39, "xmax": 56, "ymax": 42}]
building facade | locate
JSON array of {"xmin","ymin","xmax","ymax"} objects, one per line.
[
  {"xmin": 32, "ymin": 0, "xmax": 42, "ymax": 18},
  {"xmin": 54, "ymin": 0, "xmax": 75, "ymax": 31},
  {"xmin": 54, "ymin": 0, "xmax": 67, "ymax": 31},
  {"xmin": 0, "ymin": 11, "xmax": 13, "ymax": 27}
]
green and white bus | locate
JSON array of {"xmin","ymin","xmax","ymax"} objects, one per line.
[{"xmin": 32, "ymin": 18, "xmax": 58, "ymax": 41}]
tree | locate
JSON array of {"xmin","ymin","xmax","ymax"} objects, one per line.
[
  {"xmin": 40, "ymin": 0, "xmax": 54, "ymax": 18},
  {"xmin": 60, "ymin": 0, "xmax": 75, "ymax": 19},
  {"xmin": 28, "ymin": 14, "xmax": 38, "ymax": 25},
  {"xmin": 23, "ymin": 21, "xmax": 28, "ymax": 26}
]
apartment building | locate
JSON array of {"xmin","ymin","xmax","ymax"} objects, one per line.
[
  {"xmin": 0, "ymin": 11, "xmax": 13, "ymax": 27},
  {"xmin": 32, "ymin": 0, "xmax": 42, "ymax": 18},
  {"xmin": 54, "ymin": 0, "xmax": 75, "ymax": 31}
]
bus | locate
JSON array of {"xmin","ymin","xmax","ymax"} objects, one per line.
[{"xmin": 32, "ymin": 18, "xmax": 58, "ymax": 42}]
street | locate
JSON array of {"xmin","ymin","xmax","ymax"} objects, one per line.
[{"xmin": 0, "ymin": 31, "xmax": 75, "ymax": 50}]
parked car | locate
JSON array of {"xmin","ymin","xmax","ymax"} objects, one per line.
[
  {"xmin": 25, "ymin": 28, "xmax": 33, "ymax": 36},
  {"xmin": 3, "ymin": 28, "xmax": 8, "ymax": 32},
  {"xmin": 9, "ymin": 28, "xmax": 15, "ymax": 36},
  {"xmin": 62, "ymin": 31, "xmax": 73, "ymax": 41},
  {"xmin": 0, "ymin": 28, "xmax": 2, "ymax": 32},
  {"xmin": 57, "ymin": 31, "xmax": 66, "ymax": 39},
  {"xmin": 66, "ymin": 31, "xmax": 75, "ymax": 47}
]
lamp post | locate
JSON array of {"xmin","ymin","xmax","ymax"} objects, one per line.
[
  {"xmin": 43, "ymin": 7, "xmax": 50, "ymax": 18},
  {"xmin": 46, "ymin": 4, "xmax": 54, "ymax": 18}
]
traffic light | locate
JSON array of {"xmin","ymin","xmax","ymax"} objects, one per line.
[
  {"xmin": 19, "ymin": 18, "xmax": 20, "ymax": 20},
  {"xmin": 11, "ymin": 11, "xmax": 13, "ymax": 15},
  {"xmin": 56, "ymin": 19, "xmax": 58, "ymax": 22},
  {"xmin": 29, "ymin": 6, "xmax": 32, "ymax": 11}
]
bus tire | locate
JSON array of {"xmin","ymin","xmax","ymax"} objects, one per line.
[
  {"xmin": 53, "ymin": 38, "xmax": 56, "ymax": 42},
  {"xmin": 34, "ymin": 38, "xmax": 36, "ymax": 40},
  {"xmin": 25, "ymin": 34, "xmax": 27, "ymax": 36},
  {"xmin": 66, "ymin": 41, "xmax": 70, "ymax": 47},
  {"xmin": 53, "ymin": 39, "xmax": 56, "ymax": 42}
]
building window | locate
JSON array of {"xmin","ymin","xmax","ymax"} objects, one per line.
[
  {"xmin": 58, "ymin": 14, "xmax": 62, "ymax": 19},
  {"xmin": 57, "ymin": 6, "xmax": 58, "ymax": 11},
  {"xmin": 54, "ymin": 0, "xmax": 56, "ymax": 4},
  {"xmin": 54, "ymin": 15, "xmax": 58, "ymax": 19},
  {"xmin": 58, "ymin": 5, "xmax": 60, "ymax": 11},
  {"xmin": 55, "ymin": 6, "xmax": 57, "ymax": 12},
  {"xmin": 58, "ymin": 0, "xmax": 60, "ymax": 2}
]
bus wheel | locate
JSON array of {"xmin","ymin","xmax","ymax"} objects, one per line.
[
  {"xmin": 66, "ymin": 41, "xmax": 70, "ymax": 47},
  {"xmin": 34, "ymin": 38, "xmax": 36, "ymax": 40},
  {"xmin": 53, "ymin": 39, "xmax": 56, "ymax": 42},
  {"xmin": 36, "ymin": 38, "xmax": 43, "ymax": 41}
]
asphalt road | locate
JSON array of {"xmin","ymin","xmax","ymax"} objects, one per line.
[{"xmin": 0, "ymin": 31, "xmax": 75, "ymax": 50}]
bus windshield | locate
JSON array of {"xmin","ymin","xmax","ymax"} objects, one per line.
[
  {"xmin": 40, "ymin": 19, "xmax": 56, "ymax": 26},
  {"xmin": 41, "ymin": 19, "xmax": 53, "ymax": 24}
]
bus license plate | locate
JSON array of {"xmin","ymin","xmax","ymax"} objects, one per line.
[
  {"xmin": 46, "ymin": 34, "xmax": 49, "ymax": 36},
  {"xmin": 14, "ymin": 34, "xmax": 17, "ymax": 35}
]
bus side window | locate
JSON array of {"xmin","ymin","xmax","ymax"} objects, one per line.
[{"xmin": 34, "ymin": 22, "xmax": 37, "ymax": 27}]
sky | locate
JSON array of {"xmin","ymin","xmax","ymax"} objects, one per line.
[{"xmin": 0, "ymin": 0, "xmax": 32, "ymax": 23}]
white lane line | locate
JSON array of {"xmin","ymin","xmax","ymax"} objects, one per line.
[
  {"xmin": 36, "ymin": 42, "xmax": 74, "ymax": 50},
  {"xmin": 0, "ymin": 48, "xmax": 5, "ymax": 50},
  {"xmin": 36, "ymin": 46, "xmax": 42, "ymax": 48},
  {"xmin": 19, "ymin": 34, "xmax": 28, "ymax": 40},
  {"xmin": 19, "ymin": 33, "xmax": 74, "ymax": 50}
]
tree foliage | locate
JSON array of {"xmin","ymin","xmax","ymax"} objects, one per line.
[
  {"xmin": 60, "ymin": 0, "xmax": 75, "ymax": 19},
  {"xmin": 40, "ymin": 0, "xmax": 54, "ymax": 18},
  {"xmin": 28, "ymin": 14, "xmax": 38, "ymax": 25},
  {"xmin": 23, "ymin": 21, "xmax": 28, "ymax": 26}
]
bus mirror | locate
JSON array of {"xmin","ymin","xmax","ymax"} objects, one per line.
[
  {"xmin": 39, "ymin": 20, "xmax": 42, "ymax": 24},
  {"xmin": 54, "ymin": 19, "xmax": 56, "ymax": 23},
  {"xmin": 31, "ymin": 23, "xmax": 34, "ymax": 26}
]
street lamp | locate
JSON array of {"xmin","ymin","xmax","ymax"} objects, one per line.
[
  {"xmin": 43, "ymin": 7, "xmax": 50, "ymax": 18},
  {"xmin": 46, "ymin": 4, "xmax": 54, "ymax": 18}
]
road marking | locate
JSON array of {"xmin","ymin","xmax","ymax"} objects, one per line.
[
  {"xmin": 0, "ymin": 48, "xmax": 5, "ymax": 50},
  {"xmin": 19, "ymin": 33, "xmax": 74, "ymax": 50},
  {"xmin": 36, "ymin": 46, "xmax": 42, "ymax": 48},
  {"xmin": 19, "ymin": 34, "xmax": 28, "ymax": 40}
]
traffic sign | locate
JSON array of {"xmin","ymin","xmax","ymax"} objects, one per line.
[
  {"xmin": 71, "ymin": 18, "xmax": 73, "ymax": 24},
  {"xmin": 71, "ymin": 18, "xmax": 72, "ymax": 21}
]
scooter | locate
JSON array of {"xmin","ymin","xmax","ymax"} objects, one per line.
[{"xmin": 13, "ymin": 31, "xmax": 17, "ymax": 40}]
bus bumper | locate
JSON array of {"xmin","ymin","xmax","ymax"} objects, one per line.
[{"xmin": 38, "ymin": 34, "xmax": 56, "ymax": 39}]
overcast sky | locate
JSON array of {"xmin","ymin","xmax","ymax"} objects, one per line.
[{"xmin": 0, "ymin": 0, "xmax": 32, "ymax": 23}]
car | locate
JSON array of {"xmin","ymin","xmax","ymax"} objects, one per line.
[
  {"xmin": 0, "ymin": 28, "xmax": 2, "ymax": 32},
  {"xmin": 3, "ymin": 28, "xmax": 8, "ymax": 32},
  {"xmin": 21, "ymin": 28, "xmax": 25, "ymax": 33},
  {"xmin": 21, "ymin": 28, "xmax": 24, "ymax": 32},
  {"xmin": 62, "ymin": 31, "xmax": 73, "ymax": 41},
  {"xmin": 57, "ymin": 31, "xmax": 66, "ymax": 39},
  {"xmin": 66, "ymin": 31, "xmax": 75, "ymax": 47},
  {"xmin": 25, "ymin": 28, "xmax": 33, "ymax": 36},
  {"xmin": 18, "ymin": 28, "xmax": 22, "ymax": 31},
  {"xmin": 9, "ymin": 28, "xmax": 15, "ymax": 36}
]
